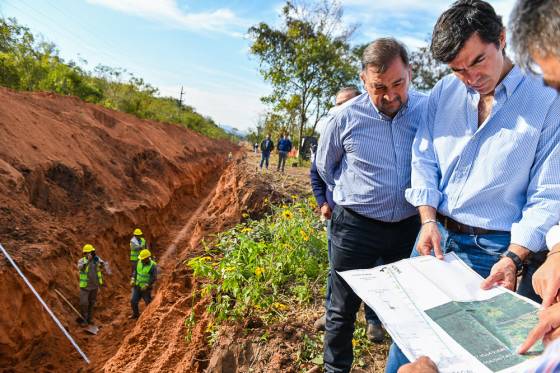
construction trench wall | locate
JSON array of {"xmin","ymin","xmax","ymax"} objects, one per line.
[{"xmin": 0, "ymin": 87, "xmax": 240, "ymax": 372}]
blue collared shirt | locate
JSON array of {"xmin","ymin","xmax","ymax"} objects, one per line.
[
  {"xmin": 405, "ymin": 66, "xmax": 560, "ymax": 252},
  {"xmin": 316, "ymin": 90, "xmax": 427, "ymax": 222}
]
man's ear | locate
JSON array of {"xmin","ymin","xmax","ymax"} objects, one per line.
[
  {"xmin": 499, "ymin": 29, "xmax": 506, "ymax": 51},
  {"xmin": 359, "ymin": 71, "xmax": 366, "ymax": 85}
]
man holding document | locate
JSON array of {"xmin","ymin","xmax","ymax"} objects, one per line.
[{"xmin": 385, "ymin": 0, "xmax": 560, "ymax": 371}]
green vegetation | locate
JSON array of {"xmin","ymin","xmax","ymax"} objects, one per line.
[
  {"xmin": 188, "ymin": 197, "xmax": 327, "ymax": 325},
  {"xmin": 186, "ymin": 197, "xmax": 377, "ymax": 369},
  {"xmin": 0, "ymin": 17, "xmax": 229, "ymax": 139}
]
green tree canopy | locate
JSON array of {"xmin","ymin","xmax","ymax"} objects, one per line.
[{"xmin": 249, "ymin": 0, "xmax": 358, "ymax": 151}]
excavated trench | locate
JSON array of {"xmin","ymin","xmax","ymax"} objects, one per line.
[{"xmin": 0, "ymin": 88, "xmax": 277, "ymax": 372}]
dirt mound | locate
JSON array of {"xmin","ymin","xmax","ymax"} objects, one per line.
[{"xmin": 0, "ymin": 87, "xmax": 236, "ymax": 372}]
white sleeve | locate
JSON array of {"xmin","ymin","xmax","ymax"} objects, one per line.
[{"xmin": 546, "ymin": 224, "xmax": 560, "ymax": 250}]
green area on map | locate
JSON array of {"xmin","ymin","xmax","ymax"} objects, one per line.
[{"xmin": 425, "ymin": 293, "xmax": 542, "ymax": 372}]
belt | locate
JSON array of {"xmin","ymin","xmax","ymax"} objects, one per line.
[{"xmin": 436, "ymin": 213, "xmax": 505, "ymax": 235}]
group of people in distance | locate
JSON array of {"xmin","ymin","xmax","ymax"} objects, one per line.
[
  {"xmin": 256, "ymin": 133, "xmax": 293, "ymax": 172},
  {"xmin": 309, "ymin": 1, "xmax": 560, "ymax": 372}
]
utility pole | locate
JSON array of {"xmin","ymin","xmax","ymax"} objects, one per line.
[{"xmin": 179, "ymin": 86, "xmax": 184, "ymax": 108}]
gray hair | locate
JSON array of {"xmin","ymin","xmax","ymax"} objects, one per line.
[
  {"xmin": 510, "ymin": 0, "xmax": 560, "ymax": 73},
  {"xmin": 361, "ymin": 38, "xmax": 409, "ymax": 73},
  {"xmin": 336, "ymin": 86, "xmax": 360, "ymax": 98}
]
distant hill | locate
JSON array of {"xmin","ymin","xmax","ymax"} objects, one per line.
[{"xmin": 220, "ymin": 124, "xmax": 247, "ymax": 136}]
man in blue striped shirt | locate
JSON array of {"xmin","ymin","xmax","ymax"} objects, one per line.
[
  {"xmin": 387, "ymin": 1, "xmax": 560, "ymax": 372},
  {"xmin": 316, "ymin": 38, "xmax": 427, "ymax": 373}
]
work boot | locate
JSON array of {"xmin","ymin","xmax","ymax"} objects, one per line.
[
  {"xmin": 313, "ymin": 315, "xmax": 326, "ymax": 332},
  {"xmin": 77, "ymin": 317, "xmax": 88, "ymax": 326},
  {"xmin": 366, "ymin": 323, "xmax": 385, "ymax": 343}
]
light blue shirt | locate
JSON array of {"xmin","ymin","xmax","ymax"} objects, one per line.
[
  {"xmin": 405, "ymin": 66, "xmax": 560, "ymax": 252},
  {"xmin": 316, "ymin": 90, "xmax": 427, "ymax": 222}
]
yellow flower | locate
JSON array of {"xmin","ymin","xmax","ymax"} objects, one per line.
[
  {"xmin": 241, "ymin": 227, "xmax": 252, "ymax": 233},
  {"xmin": 255, "ymin": 266, "xmax": 264, "ymax": 278},
  {"xmin": 282, "ymin": 204, "xmax": 288, "ymax": 209},
  {"xmin": 300, "ymin": 229, "xmax": 309, "ymax": 241},
  {"xmin": 352, "ymin": 338, "xmax": 358, "ymax": 347},
  {"xmin": 272, "ymin": 302, "xmax": 288, "ymax": 311},
  {"xmin": 242, "ymin": 212, "xmax": 250, "ymax": 218},
  {"xmin": 282, "ymin": 210, "xmax": 293, "ymax": 219},
  {"xmin": 309, "ymin": 199, "xmax": 318, "ymax": 209},
  {"xmin": 291, "ymin": 194, "xmax": 298, "ymax": 200},
  {"xmin": 205, "ymin": 321, "xmax": 214, "ymax": 333},
  {"xmin": 264, "ymin": 197, "xmax": 269, "ymax": 204},
  {"xmin": 201, "ymin": 256, "xmax": 212, "ymax": 261}
]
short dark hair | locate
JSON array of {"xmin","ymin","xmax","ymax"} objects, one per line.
[
  {"xmin": 361, "ymin": 38, "xmax": 409, "ymax": 73},
  {"xmin": 510, "ymin": 0, "xmax": 560, "ymax": 73},
  {"xmin": 430, "ymin": 0, "xmax": 504, "ymax": 63}
]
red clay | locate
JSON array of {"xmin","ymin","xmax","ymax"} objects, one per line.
[{"xmin": 0, "ymin": 87, "xmax": 238, "ymax": 372}]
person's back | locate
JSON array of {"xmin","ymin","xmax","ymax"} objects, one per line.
[{"xmin": 259, "ymin": 136, "xmax": 274, "ymax": 169}]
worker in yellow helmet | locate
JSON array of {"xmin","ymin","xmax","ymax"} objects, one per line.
[
  {"xmin": 130, "ymin": 249, "xmax": 157, "ymax": 319},
  {"xmin": 129, "ymin": 228, "xmax": 146, "ymax": 276},
  {"xmin": 77, "ymin": 244, "xmax": 106, "ymax": 325}
]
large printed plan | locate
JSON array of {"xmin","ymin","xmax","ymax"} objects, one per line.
[{"xmin": 339, "ymin": 253, "xmax": 543, "ymax": 373}]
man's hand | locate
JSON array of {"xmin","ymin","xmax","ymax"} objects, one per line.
[
  {"xmin": 518, "ymin": 302, "xmax": 560, "ymax": 354},
  {"xmin": 417, "ymin": 206, "xmax": 443, "ymax": 259},
  {"xmin": 416, "ymin": 223, "xmax": 443, "ymax": 259},
  {"xmin": 320, "ymin": 204, "xmax": 332, "ymax": 220},
  {"xmin": 533, "ymin": 246, "xmax": 560, "ymax": 307},
  {"xmin": 481, "ymin": 257, "xmax": 517, "ymax": 291},
  {"xmin": 398, "ymin": 356, "xmax": 438, "ymax": 373}
]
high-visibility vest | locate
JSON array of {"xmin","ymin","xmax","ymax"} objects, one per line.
[
  {"xmin": 135, "ymin": 260, "xmax": 155, "ymax": 288},
  {"xmin": 130, "ymin": 237, "xmax": 146, "ymax": 261},
  {"xmin": 79, "ymin": 258, "xmax": 103, "ymax": 288}
]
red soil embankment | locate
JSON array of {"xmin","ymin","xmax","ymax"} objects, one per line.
[{"xmin": 0, "ymin": 87, "xmax": 236, "ymax": 372}]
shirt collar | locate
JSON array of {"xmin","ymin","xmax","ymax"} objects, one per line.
[
  {"xmin": 497, "ymin": 65, "xmax": 523, "ymax": 98},
  {"xmin": 467, "ymin": 65, "xmax": 524, "ymax": 98},
  {"xmin": 368, "ymin": 92, "xmax": 411, "ymax": 121}
]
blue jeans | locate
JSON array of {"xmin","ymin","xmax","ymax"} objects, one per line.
[
  {"xmin": 325, "ymin": 219, "xmax": 380, "ymax": 325},
  {"xmin": 385, "ymin": 222, "xmax": 511, "ymax": 373},
  {"xmin": 259, "ymin": 152, "xmax": 270, "ymax": 168},
  {"xmin": 131, "ymin": 286, "xmax": 152, "ymax": 317}
]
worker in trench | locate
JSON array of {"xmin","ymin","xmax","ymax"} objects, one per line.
[
  {"xmin": 78, "ymin": 244, "xmax": 106, "ymax": 325},
  {"xmin": 130, "ymin": 249, "xmax": 157, "ymax": 319},
  {"xmin": 130, "ymin": 228, "xmax": 147, "ymax": 277}
]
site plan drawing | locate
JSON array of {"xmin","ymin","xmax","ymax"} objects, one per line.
[{"xmin": 339, "ymin": 253, "xmax": 543, "ymax": 373}]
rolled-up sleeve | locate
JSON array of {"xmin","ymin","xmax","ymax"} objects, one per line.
[
  {"xmin": 511, "ymin": 97, "xmax": 560, "ymax": 252},
  {"xmin": 546, "ymin": 224, "xmax": 560, "ymax": 250},
  {"xmin": 405, "ymin": 81, "xmax": 443, "ymax": 209},
  {"xmin": 316, "ymin": 113, "xmax": 344, "ymax": 188}
]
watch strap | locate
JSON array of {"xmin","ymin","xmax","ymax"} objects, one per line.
[{"xmin": 502, "ymin": 250, "xmax": 524, "ymax": 274}]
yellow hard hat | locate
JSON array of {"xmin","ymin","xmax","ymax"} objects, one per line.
[
  {"xmin": 138, "ymin": 249, "xmax": 151, "ymax": 260},
  {"xmin": 133, "ymin": 228, "xmax": 143, "ymax": 236},
  {"xmin": 82, "ymin": 244, "xmax": 95, "ymax": 253}
]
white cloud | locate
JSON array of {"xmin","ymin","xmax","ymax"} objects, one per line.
[{"xmin": 87, "ymin": 0, "xmax": 250, "ymax": 37}]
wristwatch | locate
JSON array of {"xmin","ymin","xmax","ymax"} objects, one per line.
[{"xmin": 501, "ymin": 250, "xmax": 524, "ymax": 275}]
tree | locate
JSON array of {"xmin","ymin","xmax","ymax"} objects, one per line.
[
  {"xmin": 248, "ymin": 0, "xmax": 358, "ymax": 156},
  {"xmin": 409, "ymin": 45, "xmax": 450, "ymax": 92}
]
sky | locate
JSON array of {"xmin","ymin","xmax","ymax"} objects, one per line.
[{"xmin": 0, "ymin": 0, "xmax": 517, "ymax": 132}]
